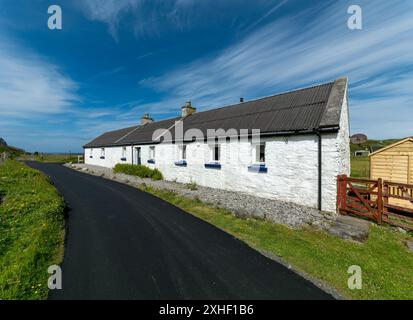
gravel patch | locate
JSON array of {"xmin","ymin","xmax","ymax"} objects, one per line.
[{"xmin": 65, "ymin": 163, "xmax": 336, "ymax": 229}]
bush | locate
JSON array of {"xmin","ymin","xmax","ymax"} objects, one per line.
[
  {"xmin": 113, "ymin": 164, "xmax": 163, "ymax": 180},
  {"xmin": 151, "ymin": 169, "xmax": 163, "ymax": 181}
]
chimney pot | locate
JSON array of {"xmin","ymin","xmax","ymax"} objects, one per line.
[
  {"xmin": 181, "ymin": 101, "xmax": 196, "ymax": 117},
  {"xmin": 141, "ymin": 113, "xmax": 154, "ymax": 125},
  {"xmin": 240, "ymin": 97, "xmax": 244, "ymax": 103}
]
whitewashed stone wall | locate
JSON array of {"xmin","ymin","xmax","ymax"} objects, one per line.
[
  {"xmin": 319, "ymin": 87, "xmax": 351, "ymax": 212},
  {"xmin": 85, "ymin": 146, "xmax": 131, "ymax": 167},
  {"xmin": 84, "ymin": 96, "xmax": 349, "ymax": 213}
]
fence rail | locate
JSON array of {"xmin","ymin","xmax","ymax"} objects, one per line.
[{"xmin": 337, "ymin": 175, "xmax": 413, "ymax": 230}]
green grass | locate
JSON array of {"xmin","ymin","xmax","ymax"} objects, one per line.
[
  {"xmin": 351, "ymin": 156, "xmax": 370, "ymax": 178},
  {"xmin": 35, "ymin": 154, "xmax": 81, "ymax": 163},
  {"xmin": 349, "ymin": 138, "xmax": 404, "ymax": 179},
  {"xmin": 0, "ymin": 146, "xmax": 24, "ymax": 159},
  {"xmin": 18, "ymin": 153, "xmax": 81, "ymax": 163},
  {"xmin": 0, "ymin": 160, "xmax": 65, "ymax": 299},
  {"xmin": 139, "ymin": 184, "xmax": 413, "ymax": 300},
  {"xmin": 113, "ymin": 163, "xmax": 163, "ymax": 180}
]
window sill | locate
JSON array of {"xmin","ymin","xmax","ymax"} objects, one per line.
[
  {"xmin": 205, "ymin": 162, "xmax": 221, "ymax": 169},
  {"xmin": 248, "ymin": 164, "xmax": 268, "ymax": 173},
  {"xmin": 175, "ymin": 160, "xmax": 187, "ymax": 167},
  {"xmin": 147, "ymin": 159, "xmax": 155, "ymax": 164},
  {"xmin": 120, "ymin": 157, "xmax": 127, "ymax": 161}
]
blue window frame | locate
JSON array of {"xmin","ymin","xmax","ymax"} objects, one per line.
[
  {"xmin": 248, "ymin": 164, "xmax": 268, "ymax": 173},
  {"xmin": 175, "ymin": 160, "xmax": 187, "ymax": 167},
  {"xmin": 205, "ymin": 162, "xmax": 221, "ymax": 169}
]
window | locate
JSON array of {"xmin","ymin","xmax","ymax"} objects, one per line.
[
  {"xmin": 149, "ymin": 146, "xmax": 155, "ymax": 159},
  {"xmin": 213, "ymin": 144, "xmax": 220, "ymax": 162},
  {"xmin": 204, "ymin": 143, "xmax": 221, "ymax": 169},
  {"xmin": 121, "ymin": 147, "xmax": 127, "ymax": 161},
  {"xmin": 179, "ymin": 145, "xmax": 186, "ymax": 160},
  {"xmin": 255, "ymin": 143, "xmax": 266, "ymax": 163},
  {"xmin": 90, "ymin": 148, "xmax": 93, "ymax": 158},
  {"xmin": 100, "ymin": 148, "xmax": 105, "ymax": 159},
  {"xmin": 175, "ymin": 145, "xmax": 187, "ymax": 166}
]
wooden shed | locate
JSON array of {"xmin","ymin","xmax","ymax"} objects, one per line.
[{"xmin": 370, "ymin": 137, "xmax": 413, "ymax": 184}]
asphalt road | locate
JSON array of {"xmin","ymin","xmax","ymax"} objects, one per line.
[{"xmin": 27, "ymin": 162, "xmax": 332, "ymax": 300}]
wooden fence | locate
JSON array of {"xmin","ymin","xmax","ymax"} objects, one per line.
[
  {"xmin": 337, "ymin": 175, "xmax": 413, "ymax": 230},
  {"xmin": 0, "ymin": 152, "xmax": 7, "ymax": 163}
]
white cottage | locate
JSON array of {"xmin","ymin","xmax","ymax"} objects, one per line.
[{"xmin": 84, "ymin": 78, "xmax": 350, "ymax": 212}]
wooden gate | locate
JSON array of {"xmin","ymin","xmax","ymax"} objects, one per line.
[
  {"xmin": 337, "ymin": 175, "xmax": 413, "ymax": 230},
  {"xmin": 337, "ymin": 175, "xmax": 383, "ymax": 222}
]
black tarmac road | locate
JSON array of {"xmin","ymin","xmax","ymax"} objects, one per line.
[{"xmin": 27, "ymin": 162, "xmax": 332, "ymax": 300}]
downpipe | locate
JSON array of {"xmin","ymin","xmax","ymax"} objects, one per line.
[{"xmin": 317, "ymin": 131, "xmax": 322, "ymax": 211}]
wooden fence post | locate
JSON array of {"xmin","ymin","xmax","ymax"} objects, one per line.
[
  {"xmin": 383, "ymin": 181, "xmax": 389, "ymax": 215},
  {"xmin": 377, "ymin": 178, "xmax": 383, "ymax": 224},
  {"xmin": 337, "ymin": 175, "xmax": 347, "ymax": 214}
]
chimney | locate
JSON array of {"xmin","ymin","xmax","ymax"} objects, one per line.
[
  {"xmin": 141, "ymin": 113, "xmax": 154, "ymax": 125},
  {"xmin": 181, "ymin": 101, "xmax": 196, "ymax": 117},
  {"xmin": 240, "ymin": 97, "xmax": 244, "ymax": 103}
]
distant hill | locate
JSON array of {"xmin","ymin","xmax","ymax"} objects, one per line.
[
  {"xmin": 0, "ymin": 138, "xmax": 24, "ymax": 157},
  {"xmin": 350, "ymin": 138, "xmax": 402, "ymax": 155},
  {"xmin": 0, "ymin": 137, "xmax": 7, "ymax": 147}
]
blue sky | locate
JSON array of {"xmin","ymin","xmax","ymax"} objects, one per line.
[{"xmin": 0, "ymin": 0, "xmax": 412, "ymax": 152}]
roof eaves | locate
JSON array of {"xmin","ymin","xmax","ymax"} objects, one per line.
[{"xmin": 369, "ymin": 137, "xmax": 413, "ymax": 157}]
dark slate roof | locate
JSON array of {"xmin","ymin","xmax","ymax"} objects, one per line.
[
  {"xmin": 84, "ymin": 78, "xmax": 347, "ymax": 148},
  {"xmin": 84, "ymin": 126, "xmax": 139, "ymax": 148},
  {"xmin": 120, "ymin": 117, "xmax": 181, "ymax": 145}
]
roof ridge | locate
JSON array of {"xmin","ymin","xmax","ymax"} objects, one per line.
[
  {"xmin": 369, "ymin": 137, "xmax": 413, "ymax": 156},
  {"xmin": 186, "ymin": 101, "xmax": 327, "ymax": 126},
  {"xmin": 118, "ymin": 79, "xmax": 337, "ymax": 129},
  {"xmin": 188, "ymin": 80, "xmax": 335, "ymax": 117}
]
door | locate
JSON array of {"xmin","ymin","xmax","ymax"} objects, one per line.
[{"xmin": 135, "ymin": 147, "xmax": 141, "ymax": 165}]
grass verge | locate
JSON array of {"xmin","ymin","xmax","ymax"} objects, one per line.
[
  {"xmin": 114, "ymin": 163, "xmax": 163, "ymax": 180},
  {"xmin": 0, "ymin": 160, "xmax": 65, "ymax": 299},
  {"xmin": 139, "ymin": 184, "xmax": 413, "ymax": 300}
]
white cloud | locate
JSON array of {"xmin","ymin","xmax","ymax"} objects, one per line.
[
  {"xmin": 0, "ymin": 36, "xmax": 79, "ymax": 118},
  {"xmin": 77, "ymin": 0, "xmax": 139, "ymax": 39},
  {"xmin": 77, "ymin": 0, "xmax": 197, "ymax": 39}
]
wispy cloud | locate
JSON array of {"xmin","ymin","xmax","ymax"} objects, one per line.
[
  {"xmin": 76, "ymin": 0, "xmax": 196, "ymax": 39},
  {"xmin": 242, "ymin": 0, "xmax": 289, "ymax": 33},
  {"xmin": 138, "ymin": 0, "xmax": 413, "ymax": 138},
  {"xmin": 76, "ymin": 0, "xmax": 139, "ymax": 39},
  {"xmin": 0, "ymin": 35, "xmax": 79, "ymax": 117}
]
